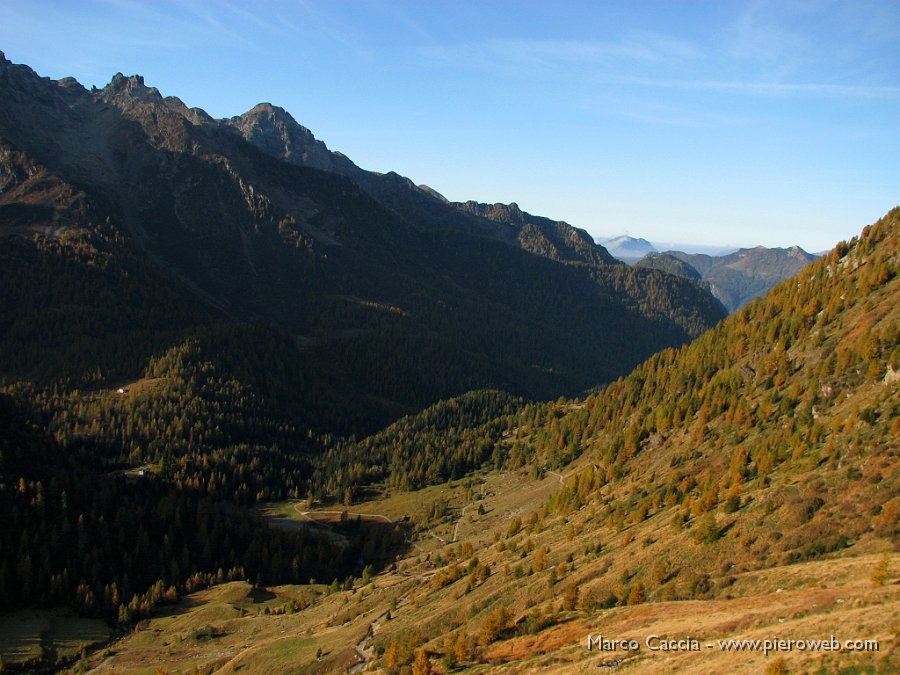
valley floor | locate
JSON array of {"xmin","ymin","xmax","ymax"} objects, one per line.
[{"xmin": 59, "ymin": 466, "xmax": 897, "ymax": 675}]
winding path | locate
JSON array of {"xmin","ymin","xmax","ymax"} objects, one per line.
[
  {"xmin": 348, "ymin": 611, "xmax": 388, "ymax": 673},
  {"xmin": 452, "ymin": 504, "xmax": 471, "ymax": 543},
  {"xmin": 452, "ymin": 479, "xmax": 487, "ymax": 543}
]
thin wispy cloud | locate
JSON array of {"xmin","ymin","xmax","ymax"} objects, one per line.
[
  {"xmin": 602, "ymin": 100, "xmax": 750, "ymax": 129},
  {"xmin": 386, "ymin": 5, "xmax": 439, "ymax": 45},
  {"xmin": 621, "ymin": 76, "xmax": 900, "ymax": 98},
  {"xmin": 179, "ymin": 3, "xmax": 255, "ymax": 48},
  {"xmin": 490, "ymin": 39, "xmax": 658, "ymax": 65},
  {"xmin": 289, "ymin": 0, "xmax": 374, "ymax": 61},
  {"xmin": 728, "ymin": 2, "xmax": 812, "ymax": 67},
  {"xmin": 720, "ymin": 0, "xmax": 900, "ymax": 92},
  {"xmin": 95, "ymin": 0, "xmax": 250, "ymax": 49},
  {"xmin": 423, "ymin": 32, "xmax": 699, "ymax": 71},
  {"xmin": 218, "ymin": 0, "xmax": 298, "ymax": 37}
]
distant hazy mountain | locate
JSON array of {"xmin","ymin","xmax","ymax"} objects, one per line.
[
  {"xmin": 599, "ymin": 235, "xmax": 656, "ymax": 262},
  {"xmin": 664, "ymin": 245, "xmax": 819, "ymax": 312},
  {"xmin": 614, "ymin": 230, "xmax": 820, "ymax": 312}
]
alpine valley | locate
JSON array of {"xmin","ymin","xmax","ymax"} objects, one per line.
[{"xmin": 0, "ymin": 54, "xmax": 896, "ymax": 674}]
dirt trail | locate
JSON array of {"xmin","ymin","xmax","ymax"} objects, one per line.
[
  {"xmin": 348, "ymin": 611, "xmax": 388, "ymax": 673},
  {"xmin": 546, "ymin": 469, "xmax": 565, "ymax": 484},
  {"xmin": 452, "ymin": 479, "xmax": 487, "ymax": 542}
]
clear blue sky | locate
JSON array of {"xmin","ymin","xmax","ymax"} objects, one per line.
[{"xmin": 2, "ymin": 0, "xmax": 898, "ymax": 252}]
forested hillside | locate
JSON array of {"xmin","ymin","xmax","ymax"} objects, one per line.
[
  {"xmin": 295, "ymin": 208, "xmax": 897, "ymax": 617},
  {"xmin": 505, "ymin": 208, "xmax": 898, "ymax": 572},
  {"xmin": 634, "ymin": 251, "xmax": 704, "ymax": 283},
  {"xmin": 314, "ymin": 390, "xmax": 523, "ymax": 498},
  {"xmin": 289, "ymin": 211, "xmax": 896, "ymax": 675},
  {"xmin": 0, "ymin": 392, "xmax": 403, "ymax": 625}
]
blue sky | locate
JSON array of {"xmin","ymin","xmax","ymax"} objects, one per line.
[{"xmin": 1, "ymin": 0, "xmax": 898, "ymax": 251}]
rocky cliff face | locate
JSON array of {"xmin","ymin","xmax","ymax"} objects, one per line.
[
  {"xmin": 224, "ymin": 103, "xmax": 359, "ymax": 176},
  {"xmin": 218, "ymin": 93, "xmax": 619, "ymax": 268},
  {"xmin": 454, "ymin": 200, "xmax": 618, "ymax": 265}
]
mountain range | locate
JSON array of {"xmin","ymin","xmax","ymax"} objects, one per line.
[
  {"xmin": 0, "ymin": 51, "xmax": 724, "ymax": 625},
  {"xmin": 603, "ymin": 233, "xmax": 819, "ymax": 312},
  {"xmin": 0, "ymin": 52, "xmax": 724, "ymax": 435},
  {"xmin": 661, "ymin": 245, "xmax": 819, "ymax": 312},
  {"xmin": 1, "ymin": 51, "xmax": 895, "ymax": 674}
]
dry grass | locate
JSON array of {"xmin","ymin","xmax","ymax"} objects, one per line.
[{"xmin": 75, "ymin": 455, "xmax": 898, "ymax": 675}]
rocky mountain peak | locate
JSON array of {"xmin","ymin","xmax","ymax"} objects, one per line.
[
  {"xmin": 56, "ymin": 76, "xmax": 87, "ymax": 93},
  {"xmin": 453, "ymin": 199, "xmax": 618, "ymax": 265},
  {"xmin": 504, "ymin": 202, "xmax": 524, "ymax": 219},
  {"xmin": 246, "ymin": 101, "xmax": 293, "ymax": 119},
  {"xmin": 224, "ymin": 101, "xmax": 358, "ymax": 175},
  {"xmin": 105, "ymin": 72, "xmax": 161, "ymax": 99}
]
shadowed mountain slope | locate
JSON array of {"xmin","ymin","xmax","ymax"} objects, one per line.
[
  {"xmin": 634, "ymin": 251, "xmax": 703, "ymax": 283},
  {"xmin": 0, "ymin": 52, "xmax": 725, "ymax": 434}
]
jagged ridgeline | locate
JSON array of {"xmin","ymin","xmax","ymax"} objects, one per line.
[{"xmin": 0, "ymin": 52, "xmax": 724, "ymax": 442}]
